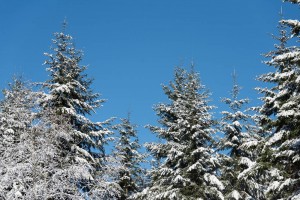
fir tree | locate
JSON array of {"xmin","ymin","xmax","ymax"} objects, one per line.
[
  {"xmin": 40, "ymin": 22, "xmax": 115, "ymax": 197},
  {"xmin": 133, "ymin": 67, "xmax": 224, "ymax": 200},
  {"xmin": 218, "ymin": 72, "xmax": 262, "ymax": 200},
  {"xmin": 111, "ymin": 115, "xmax": 146, "ymax": 199},
  {"xmin": 0, "ymin": 78, "xmax": 113, "ymax": 199},
  {"xmin": 41, "ymin": 21, "xmax": 107, "ymax": 153},
  {"xmin": 0, "ymin": 78, "xmax": 37, "ymax": 199},
  {"xmin": 0, "ymin": 77, "xmax": 34, "ymax": 151},
  {"xmin": 255, "ymin": 5, "xmax": 300, "ymax": 199},
  {"xmin": 42, "ymin": 21, "xmax": 102, "ymax": 118},
  {"xmin": 22, "ymin": 113, "xmax": 93, "ymax": 199},
  {"xmin": 283, "ymin": 0, "xmax": 300, "ymax": 5}
]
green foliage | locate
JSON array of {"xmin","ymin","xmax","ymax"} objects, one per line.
[
  {"xmin": 112, "ymin": 116, "xmax": 146, "ymax": 199},
  {"xmin": 132, "ymin": 67, "xmax": 224, "ymax": 200},
  {"xmin": 255, "ymin": 3, "xmax": 300, "ymax": 198}
]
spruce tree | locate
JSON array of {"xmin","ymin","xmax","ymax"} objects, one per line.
[
  {"xmin": 111, "ymin": 116, "xmax": 146, "ymax": 199},
  {"xmin": 23, "ymin": 113, "xmax": 93, "ymax": 199},
  {"xmin": 133, "ymin": 67, "xmax": 224, "ymax": 200},
  {"xmin": 0, "ymin": 77, "xmax": 34, "ymax": 151},
  {"xmin": 0, "ymin": 78, "xmax": 110, "ymax": 199},
  {"xmin": 40, "ymin": 22, "xmax": 115, "ymax": 197},
  {"xmin": 218, "ymin": 73, "xmax": 262, "ymax": 199},
  {"xmin": 41, "ymin": 21, "xmax": 106, "ymax": 153},
  {"xmin": 255, "ymin": 4, "xmax": 300, "ymax": 199},
  {"xmin": 283, "ymin": 0, "xmax": 300, "ymax": 5},
  {"xmin": 0, "ymin": 78, "xmax": 36, "ymax": 199}
]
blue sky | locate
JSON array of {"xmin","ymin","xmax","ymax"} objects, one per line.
[{"xmin": 0, "ymin": 1, "xmax": 298, "ymax": 144}]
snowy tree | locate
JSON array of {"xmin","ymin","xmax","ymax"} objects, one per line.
[
  {"xmin": 40, "ymin": 21, "xmax": 107, "ymax": 161},
  {"xmin": 0, "ymin": 77, "xmax": 33, "ymax": 149},
  {"xmin": 133, "ymin": 67, "xmax": 224, "ymax": 200},
  {"xmin": 0, "ymin": 110, "xmax": 118, "ymax": 199},
  {"xmin": 20, "ymin": 114, "xmax": 91, "ymax": 199},
  {"xmin": 41, "ymin": 23, "xmax": 107, "ymax": 159},
  {"xmin": 255, "ymin": 7, "xmax": 300, "ymax": 199},
  {"xmin": 109, "ymin": 115, "xmax": 146, "ymax": 199},
  {"xmin": 28, "ymin": 112, "xmax": 120, "ymax": 200},
  {"xmin": 0, "ymin": 78, "xmax": 112, "ymax": 199},
  {"xmin": 0, "ymin": 78, "xmax": 37, "ymax": 199},
  {"xmin": 218, "ymin": 73, "xmax": 263, "ymax": 200},
  {"xmin": 283, "ymin": 0, "xmax": 300, "ymax": 5},
  {"xmin": 38, "ymin": 22, "xmax": 117, "ymax": 197}
]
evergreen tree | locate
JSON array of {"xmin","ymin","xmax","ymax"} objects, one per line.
[
  {"xmin": 40, "ymin": 22, "xmax": 116, "ymax": 197},
  {"xmin": 0, "ymin": 78, "xmax": 114, "ymax": 199},
  {"xmin": 41, "ymin": 21, "xmax": 107, "ymax": 158},
  {"xmin": 0, "ymin": 78, "xmax": 36, "ymax": 199},
  {"xmin": 0, "ymin": 77, "xmax": 34, "ymax": 151},
  {"xmin": 283, "ymin": 0, "xmax": 300, "ymax": 5},
  {"xmin": 255, "ymin": 5, "xmax": 300, "ymax": 199},
  {"xmin": 218, "ymin": 73, "xmax": 262, "ymax": 200},
  {"xmin": 21, "ymin": 113, "xmax": 93, "ymax": 199},
  {"xmin": 111, "ymin": 115, "xmax": 146, "ymax": 199},
  {"xmin": 133, "ymin": 67, "xmax": 224, "ymax": 200}
]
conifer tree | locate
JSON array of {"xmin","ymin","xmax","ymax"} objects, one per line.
[
  {"xmin": 255, "ymin": 4, "xmax": 300, "ymax": 199},
  {"xmin": 40, "ymin": 22, "xmax": 115, "ymax": 197},
  {"xmin": 0, "ymin": 78, "xmax": 37, "ymax": 199},
  {"xmin": 0, "ymin": 77, "xmax": 34, "ymax": 150},
  {"xmin": 0, "ymin": 78, "xmax": 114, "ymax": 199},
  {"xmin": 22, "ymin": 113, "xmax": 94, "ymax": 199},
  {"xmin": 41, "ymin": 22, "xmax": 108, "ymax": 159},
  {"xmin": 218, "ymin": 73, "xmax": 262, "ymax": 199},
  {"xmin": 133, "ymin": 67, "xmax": 224, "ymax": 200},
  {"xmin": 111, "ymin": 116, "xmax": 146, "ymax": 199},
  {"xmin": 284, "ymin": 0, "xmax": 300, "ymax": 5}
]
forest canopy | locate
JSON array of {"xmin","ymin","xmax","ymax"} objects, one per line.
[{"xmin": 0, "ymin": 1, "xmax": 300, "ymax": 199}]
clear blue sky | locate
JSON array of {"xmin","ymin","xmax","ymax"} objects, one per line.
[{"xmin": 0, "ymin": 1, "xmax": 298, "ymax": 144}]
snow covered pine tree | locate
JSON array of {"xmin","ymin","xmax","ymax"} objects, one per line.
[
  {"xmin": 111, "ymin": 116, "xmax": 146, "ymax": 199},
  {"xmin": 218, "ymin": 73, "xmax": 263, "ymax": 200},
  {"xmin": 40, "ymin": 22, "xmax": 119, "ymax": 198},
  {"xmin": 0, "ymin": 79, "xmax": 105, "ymax": 199},
  {"xmin": 133, "ymin": 67, "xmax": 224, "ymax": 200},
  {"xmin": 0, "ymin": 78, "xmax": 37, "ymax": 199},
  {"xmin": 256, "ymin": 1, "xmax": 300, "ymax": 199}
]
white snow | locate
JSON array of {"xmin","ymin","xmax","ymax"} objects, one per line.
[
  {"xmin": 267, "ymin": 181, "xmax": 280, "ymax": 192},
  {"xmin": 187, "ymin": 162, "xmax": 202, "ymax": 172},
  {"xmin": 204, "ymin": 173, "xmax": 225, "ymax": 190},
  {"xmin": 4, "ymin": 128, "xmax": 14, "ymax": 134},
  {"xmin": 14, "ymin": 191, "xmax": 23, "ymax": 198},
  {"xmin": 271, "ymin": 51, "xmax": 300, "ymax": 62},
  {"xmin": 241, "ymin": 140, "xmax": 258, "ymax": 149},
  {"xmin": 291, "ymin": 193, "xmax": 300, "ymax": 200},
  {"xmin": 269, "ymin": 168, "xmax": 284, "ymax": 179},
  {"xmin": 173, "ymin": 175, "xmax": 185, "ymax": 184},
  {"xmin": 278, "ymin": 110, "xmax": 295, "ymax": 117},
  {"xmin": 230, "ymin": 190, "xmax": 242, "ymax": 200},
  {"xmin": 279, "ymin": 178, "xmax": 293, "ymax": 191},
  {"xmin": 233, "ymin": 121, "xmax": 241, "ymax": 128},
  {"xmin": 240, "ymin": 157, "xmax": 255, "ymax": 168},
  {"xmin": 267, "ymin": 131, "xmax": 284, "ymax": 146},
  {"xmin": 74, "ymin": 145, "xmax": 95, "ymax": 162}
]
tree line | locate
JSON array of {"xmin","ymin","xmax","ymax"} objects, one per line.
[{"xmin": 0, "ymin": 0, "xmax": 299, "ymax": 199}]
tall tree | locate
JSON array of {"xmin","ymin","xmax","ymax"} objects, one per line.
[
  {"xmin": 41, "ymin": 21, "xmax": 107, "ymax": 153},
  {"xmin": 255, "ymin": 4, "xmax": 300, "ymax": 199},
  {"xmin": 40, "ymin": 22, "xmax": 115, "ymax": 197},
  {"xmin": 218, "ymin": 73, "xmax": 262, "ymax": 200},
  {"xmin": 133, "ymin": 67, "xmax": 224, "ymax": 200}
]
